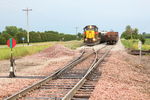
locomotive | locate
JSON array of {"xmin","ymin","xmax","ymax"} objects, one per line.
[
  {"xmin": 83, "ymin": 25, "xmax": 119, "ymax": 45},
  {"xmin": 83, "ymin": 25, "xmax": 101, "ymax": 45}
]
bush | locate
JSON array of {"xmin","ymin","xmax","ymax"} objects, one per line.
[{"xmin": 138, "ymin": 35, "xmax": 145, "ymax": 44}]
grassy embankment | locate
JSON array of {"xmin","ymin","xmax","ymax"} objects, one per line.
[
  {"xmin": 121, "ymin": 39, "xmax": 150, "ymax": 50},
  {"xmin": 0, "ymin": 40, "xmax": 83, "ymax": 60}
]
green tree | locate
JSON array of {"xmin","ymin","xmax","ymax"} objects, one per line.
[
  {"xmin": 138, "ymin": 34, "xmax": 145, "ymax": 44},
  {"xmin": 15, "ymin": 32, "xmax": 27, "ymax": 43},
  {"xmin": 0, "ymin": 26, "xmax": 79, "ymax": 44},
  {"xmin": 0, "ymin": 35, "xmax": 6, "ymax": 44},
  {"xmin": 121, "ymin": 25, "xmax": 139, "ymax": 39},
  {"xmin": 133, "ymin": 28, "xmax": 138, "ymax": 34},
  {"xmin": 132, "ymin": 28, "xmax": 139, "ymax": 39},
  {"xmin": 142, "ymin": 33, "xmax": 150, "ymax": 38},
  {"xmin": 29, "ymin": 31, "xmax": 42, "ymax": 42},
  {"xmin": 77, "ymin": 33, "xmax": 82, "ymax": 40},
  {"xmin": 40, "ymin": 32, "xmax": 48, "ymax": 41},
  {"xmin": 63, "ymin": 34, "xmax": 76, "ymax": 41},
  {"xmin": 1, "ymin": 33, "xmax": 12, "ymax": 41},
  {"xmin": 125, "ymin": 25, "xmax": 132, "ymax": 34},
  {"xmin": 59, "ymin": 33, "xmax": 65, "ymax": 41},
  {"xmin": 2, "ymin": 26, "xmax": 26, "ymax": 37},
  {"xmin": 3, "ymin": 26, "xmax": 18, "ymax": 36}
]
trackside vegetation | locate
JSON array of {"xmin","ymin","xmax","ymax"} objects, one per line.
[
  {"xmin": 121, "ymin": 39, "xmax": 150, "ymax": 50},
  {"xmin": 0, "ymin": 40, "xmax": 83, "ymax": 60},
  {"xmin": 0, "ymin": 44, "xmax": 52, "ymax": 60},
  {"xmin": 121, "ymin": 25, "xmax": 145, "ymax": 44},
  {"xmin": 121, "ymin": 25, "xmax": 150, "ymax": 50}
]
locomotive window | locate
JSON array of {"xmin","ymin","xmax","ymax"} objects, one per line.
[
  {"xmin": 85, "ymin": 28, "xmax": 95, "ymax": 31},
  {"xmin": 95, "ymin": 28, "xmax": 98, "ymax": 31},
  {"xmin": 84, "ymin": 26, "xmax": 98, "ymax": 31}
]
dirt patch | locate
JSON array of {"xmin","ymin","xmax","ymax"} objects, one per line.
[
  {"xmin": 90, "ymin": 41, "xmax": 150, "ymax": 100},
  {"xmin": 31, "ymin": 44, "xmax": 77, "ymax": 59}
]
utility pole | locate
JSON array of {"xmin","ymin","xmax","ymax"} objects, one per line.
[
  {"xmin": 23, "ymin": 8, "xmax": 32, "ymax": 45},
  {"xmin": 75, "ymin": 27, "xmax": 79, "ymax": 39},
  {"xmin": 75, "ymin": 27, "xmax": 78, "ymax": 34}
]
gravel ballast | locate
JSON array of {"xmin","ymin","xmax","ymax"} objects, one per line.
[
  {"xmin": 89, "ymin": 40, "xmax": 150, "ymax": 100},
  {"xmin": 0, "ymin": 44, "xmax": 80, "ymax": 99}
]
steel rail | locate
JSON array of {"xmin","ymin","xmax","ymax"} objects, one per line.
[
  {"xmin": 5, "ymin": 51, "xmax": 86, "ymax": 100},
  {"xmin": 62, "ymin": 46, "xmax": 112, "ymax": 100},
  {"xmin": 5, "ymin": 45, "xmax": 108, "ymax": 100}
]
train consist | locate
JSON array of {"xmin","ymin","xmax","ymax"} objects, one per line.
[{"xmin": 83, "ymin": 25, "xmax": 119, "ymax": 45}]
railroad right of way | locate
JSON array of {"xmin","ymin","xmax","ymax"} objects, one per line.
[{"xmin": 5, "ymin": 44, "xmax": 113, "ymax": 100}]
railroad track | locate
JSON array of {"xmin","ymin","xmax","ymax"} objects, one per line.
[
  {"xmin": 63, "ymin": 46, "xmax": 112, "ymax": 100},
  {"xmin": 5, "ymin": 45, "xmax": 112, "ymax": 100}
]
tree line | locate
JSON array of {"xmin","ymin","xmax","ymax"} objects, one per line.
[
  {"xmin": 142, "ymin": 32, "xmax": 150, "ymax": 39},
  {"xmin": 121, "ymin": 25, "xmax": 150, "ymax": 44},
  {"xmin": 0, "ymin": 26, "xmax": 82, "ymax": 45}
]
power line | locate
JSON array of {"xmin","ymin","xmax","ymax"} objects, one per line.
[{"xmin": 22, "ymin": 8, "xmax": 32, "ymax": 45}]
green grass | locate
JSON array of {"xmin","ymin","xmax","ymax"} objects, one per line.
[
  {"xmin": 121, "ymin": 39, "xmax": 150, "ymax": 50},
  {"xmin": 0, "ymin": 44, "xmax": 52, "ymax": 60},
  {"xmin": 0, "ymin": 41, "xmax": 57, "ymax": 48},
  {"xmin": 59, "ymin": 40, "xmax": 83, "ymax": 49},
  {"xmin": 144, "ymin": 39, "xmax": 150, "ymax": 45},
  {"xmin": 0, "ymin": 40, "xmax": 83, "ymax": 60}
]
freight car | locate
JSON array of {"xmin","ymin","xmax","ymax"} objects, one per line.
[
  {"xmin": 83, "ymin": 25, "xmax": 101, "ymax": 45},
  {"xmin": 105, "ymin": 32, "xmax": 119, "ymax": 44},
  {"xmin": 100, "ymin": 31, "xmax": 107, "ymax": 43}
]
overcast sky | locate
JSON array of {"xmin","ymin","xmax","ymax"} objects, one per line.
[{"xmin": 0, "ymin": 0, "xmax": 150, "ymax": 34}]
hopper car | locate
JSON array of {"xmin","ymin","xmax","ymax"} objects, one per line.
[{"xmin": 105, "ymin": 32, "xmax": 119, "ymax": 44}]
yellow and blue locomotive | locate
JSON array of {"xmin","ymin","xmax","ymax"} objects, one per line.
[{"xmin": 83, "ymin": 25, "xmax": 101, "ymax": 45}]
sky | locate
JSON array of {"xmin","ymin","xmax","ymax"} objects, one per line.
[{"xmin": 0, "ymin": 0, "xmax": 150, "ymax": 35}]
